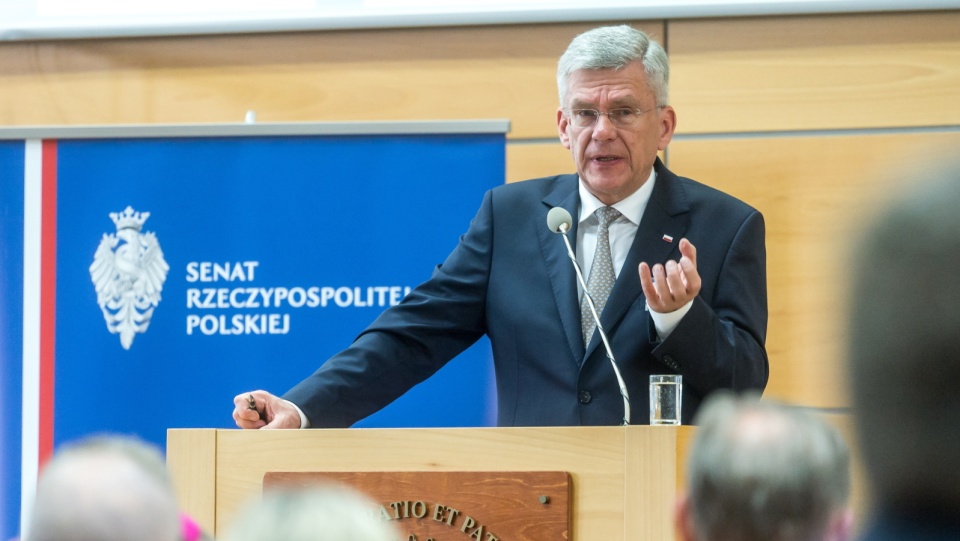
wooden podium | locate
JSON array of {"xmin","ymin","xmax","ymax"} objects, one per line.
[{"xmin": 167, "ymin": 426, "xmax": 695, "ymax": 541}]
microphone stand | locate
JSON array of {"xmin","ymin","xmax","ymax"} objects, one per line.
[{"xmin": 553, "ymin": 216, "xmax": 631, "ymax": 426}]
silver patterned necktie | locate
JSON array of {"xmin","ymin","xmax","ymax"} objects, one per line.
[{"xmin": 581, "ymin": 206, "xmax": 621, "ymax": 345}]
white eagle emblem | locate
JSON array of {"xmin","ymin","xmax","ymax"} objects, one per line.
[{"xmin": 89, "ymin": 206, "xmax": 169, "ymax": 350}]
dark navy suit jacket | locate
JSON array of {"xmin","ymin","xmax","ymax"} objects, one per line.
[
  {"xmin": 285, "ymin": 158, "xmax": 768, "ymax": 427},
  {"xmin": 858, "ymin": 511, "xmax": 960, "ymax": 541}
]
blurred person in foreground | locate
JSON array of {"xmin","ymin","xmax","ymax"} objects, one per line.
[
  {"xmin": 221, "ymin": 485, "xmax": 399, "ymax": 541},
  {"xmin": 848, "ymin": 158, "xmax": 960, "ymax": 540},
  {"xmin": 234, "ymin": 23, "xmax": 768, "ymax": 430},
  {"xmin": 24, "ymin": 435, "xmax": 181, "ymax": 541},
  {"xmin": 675, "ymin": 392, "xmax": 853, "ymax": 541}
]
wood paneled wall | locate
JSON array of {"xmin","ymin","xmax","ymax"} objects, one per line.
[
  {"xmin": 0, "ymin": 22, "xmax": 661, "ymax": 138},
  {"xmin": 2, "ymin": 11, "xmax": 958, "ymax": 409},
  {"xmin": 669, "ymin": 12, "xmax": 960, "ymax": 133}
]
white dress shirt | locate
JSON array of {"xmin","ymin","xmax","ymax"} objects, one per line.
[{"xmin": 576, "ymin": 169, "xmax": 692, "ymax": 341}]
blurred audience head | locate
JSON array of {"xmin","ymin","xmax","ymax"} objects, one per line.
[
  {"xmin": 676, "ymin": 392, "xmax": 852, "ymax": 541},
  {"xmin": 221, "ymin": 484, "xmax": 398, "ymax": 541},
  {"xmin": 25, "ymin": 435, "xmax": 180, "ymax": 541},
  {"xmin": 849, "ymin": 158, "xmax": 960, "ymax": 517}
]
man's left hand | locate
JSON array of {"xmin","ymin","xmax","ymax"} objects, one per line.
[{"xmin": 639, "ymin": 238, "xmax": 702, "ymax": 313}]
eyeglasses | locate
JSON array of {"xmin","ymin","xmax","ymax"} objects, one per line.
[{"xmin": 565, "ymin": 107, "xmax": 663, "ymax": 129}]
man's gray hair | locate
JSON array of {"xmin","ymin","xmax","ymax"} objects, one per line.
[
  {"xmin": 686, "ymin": 393, "xmax": 850, "ymax": 541},
  {"xmin": 26, "ymin": 435, "xmax": 181, "ymax": 541},
  {"xmin": 557, "ymin": 25, "xmax": 669, "ymax": 107},
  {"xmin": 849, "ymin": 158, "xmax": 960, "ymax": 514}
]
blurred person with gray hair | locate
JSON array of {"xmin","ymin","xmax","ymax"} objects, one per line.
[
  {"xmin": 675, "ymin": 392, "xmax": 853, "ymax": 541},
  {"xmin": 848, "ymin": 158, "xmax": 960, "ymax": 540},
  {"xmin": 24, "ymin": 435, "xmax": 181, "ymax": 541},
  {"xmin": 221, "ymin": 485, "xmax": 399, "ymax": 541}
]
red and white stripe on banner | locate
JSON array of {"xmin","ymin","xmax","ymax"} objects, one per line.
[{"xmin": 20, "ymin": 139, "xmax": 57, "ymax": 533}]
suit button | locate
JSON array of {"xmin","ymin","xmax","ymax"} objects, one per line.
[
  {"xmin": 663, "ymin": 355, "xmax": 679, "ymax": 370},
  {"xmin": 578, "ymin": 390, "xmax": 592, "ymax": 404}
]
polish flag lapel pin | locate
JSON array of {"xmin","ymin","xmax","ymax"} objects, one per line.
[{"xmin": 662, "ymin": 234, "xmax": 674, "ymax": 243}]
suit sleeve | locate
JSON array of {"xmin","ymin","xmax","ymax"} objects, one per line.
[
  {"xmin": 282, "ymin": 190, "xmax": 496, "ymax": 427},
  {"xmin": 650, "ymin": 209, "xmax": 769, "ymax": 397}
]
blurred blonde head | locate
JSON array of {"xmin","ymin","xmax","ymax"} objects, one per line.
[
  {"xmin": 25, "ymin": 435, "xmax": 180, "ymax": 541},
  {"xmin": 222, "ymin": 484, "xmax": 399, "ymax": 541}
]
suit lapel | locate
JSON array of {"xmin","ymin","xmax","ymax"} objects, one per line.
[
  {"xmin": 584, "ymin": 160, "xmax": 691, "ymax": 360},
  {"xmin": 538, "ymin": 176, "xmax": 584, "ymax": 364}
]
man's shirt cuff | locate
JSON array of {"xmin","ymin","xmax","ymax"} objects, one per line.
[
  {"xmin": 285, "ymin": 399, "xmax": 310, "ymax": 429},
  {"xmin": 647, "ymin": 298, "xmax": 694, "ymax": 340}
]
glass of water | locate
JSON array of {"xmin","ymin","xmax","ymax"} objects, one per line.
[{"xmin": 649, "ymin": 374, "xmax": 682, "ymax": 425}]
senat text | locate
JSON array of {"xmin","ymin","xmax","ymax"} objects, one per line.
[{"xmin": 186, "ymin": 261, "xmax": 259, "ymax": 282}]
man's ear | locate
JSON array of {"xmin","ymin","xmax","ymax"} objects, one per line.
[
  {"xmin": 557, "ymin": 107, "xmax": 572, "ymax": 149},
  {"xmin": 657, "ymin": 105, "xmax": 677, "ymax": 151},
  {"xmin": 674, "ymin": 493, "xmax": 697, "ymax": 541},
  {"xmin": 823, "ymin": 508, "xmax": 854, "ymax": 541}
]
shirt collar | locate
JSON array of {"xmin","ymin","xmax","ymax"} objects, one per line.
[{"xmin": 577, "ymin": 168, "xmax": 657, "ymax": 226}]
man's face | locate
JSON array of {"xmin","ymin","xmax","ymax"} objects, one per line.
[{"xmin": 557, "ymin": 62, "xmax": 676, "ymax": 206}]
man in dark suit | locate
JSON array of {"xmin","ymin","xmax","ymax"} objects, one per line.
[{"xmin": 233, "ymin": 24, "xmax": 768, "ymax": 429}]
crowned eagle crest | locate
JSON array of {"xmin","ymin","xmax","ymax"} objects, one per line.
[{"xmin": 89, "ymin": 206, "xmax": 169, "ymax": 350}]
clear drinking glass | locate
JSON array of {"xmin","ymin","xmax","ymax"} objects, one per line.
[{"xmin": 649, "ymin": 374, "xmax": 682, "ymax": 425}]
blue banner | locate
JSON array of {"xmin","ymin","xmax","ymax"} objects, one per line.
[
  {"xmin": 0, "ymin": 141, "xmax": 25, "ymax": 541},
  {"xmin": 2, "ymin": 128, "xmax": 505, "ymax": 539},
  {"xmin": 54, "ymin": 134, "xmax": 503, "ymax": 446}
]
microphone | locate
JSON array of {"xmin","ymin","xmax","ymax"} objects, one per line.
[{"xmin": 546, "ymin": 207, "xmax": 631, "ymax": 426}]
